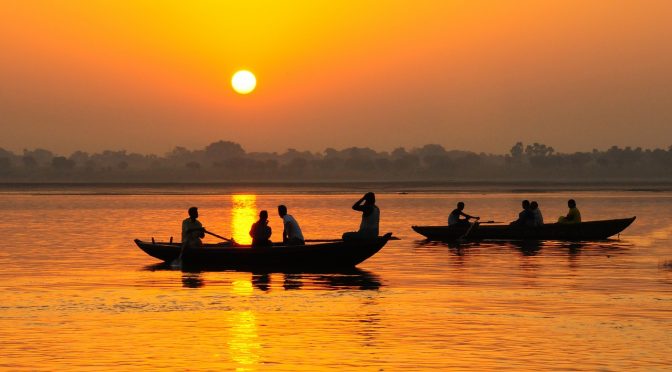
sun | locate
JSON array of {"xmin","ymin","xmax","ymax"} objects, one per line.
[{"xmin": 231, "ymin": 70, "xmax": 256, "ymax": 94}]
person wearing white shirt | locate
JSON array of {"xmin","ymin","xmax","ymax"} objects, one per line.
[
  {"xmin": 530, "ymin": 201, "xmax": 544, "ymax": 226},
  {"xmin": 278, "ymin": 205, "xmax": 305, "ymax": 245}
]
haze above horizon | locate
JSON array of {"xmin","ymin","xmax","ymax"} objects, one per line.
[{"xmin": 1, "ymin": 1, "xmax": 671, "ymax": 155}]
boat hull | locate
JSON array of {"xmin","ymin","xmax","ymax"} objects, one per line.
[
  {"xmin": 412, "ymin": 217, "xmax": 636, "ymax": 241},
  {"xmin": 135, "ymin": 235, "xmax": 391, "ymax": 269}
]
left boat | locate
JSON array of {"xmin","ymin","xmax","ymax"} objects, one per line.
[{"xmin": 134, "ymin": 233, "xmax": 393, "ymax": 270}]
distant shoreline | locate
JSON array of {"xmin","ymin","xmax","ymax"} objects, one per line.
[{"xmin": 2, "ymin": 180, "xmax": 672, "ymax": 195}]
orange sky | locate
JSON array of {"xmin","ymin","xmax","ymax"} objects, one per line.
[{"xmin": 1, "ymin": 0, "xmax": 671, "ymax": 155}]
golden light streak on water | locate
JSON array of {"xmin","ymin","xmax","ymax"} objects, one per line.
[
  {"xmin": 228, "ymin": 310, "xmax": 261, "ymax": 371},
  {"xmin": 231, "ymin": 194, "xmax": 257, "ymax": 245},
  {"xmin": 231, "ymin": 279, "xmax": 254, "ymax": 296},
  {"xmin": 1, "ymin": 189, "xmax": 671, "ymax": 370}
]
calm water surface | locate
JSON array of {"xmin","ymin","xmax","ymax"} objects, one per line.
[{"xmin": 1, "ymin": 186, "xmax": 671, "ymax": 370}]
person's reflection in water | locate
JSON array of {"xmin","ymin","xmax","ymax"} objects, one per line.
[
  {"xmin": 513, "ymin": 240, "xmax": 543, "ymax": 256},
  {"xmin": 283, "ymin": 273, "xmax": 303, "ymax": 290},
  {"xmin": 565, "ymin": 242, "xmax": 584, "ymax": 270},
  {"xmin": 252, "ymin": 273, "xmax": 271, "ymax": 291},
  {"xmin": 181, "ymin": 271, "xmax": 205, "ymax": 288}
]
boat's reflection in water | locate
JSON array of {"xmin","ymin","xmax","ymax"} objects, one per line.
[
  {"xmin": 414, "ymin": 238, "xmax": 632, "ymax": 258},
  {"xmin": 143, "ymin": 264, "xmax": 382, "ymax": 290}
]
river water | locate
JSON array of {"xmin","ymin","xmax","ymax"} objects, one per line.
[{"xmin": 1, "ymin": 185, "xmax": 671, "ymax": 370}]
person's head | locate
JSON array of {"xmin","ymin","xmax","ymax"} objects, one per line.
[
  {"xmin": 259, "ymin": 210, "xmax": 268, "ymax": 221},
  {"xmin": 364, "ymin": 192, "xmax": 376, "ymax": 204},
  {"xmin": 530, "ymin": 201, "xmax": 538, "ymax": 210},
  {"xmin": 457, "ymin": 202, "xmax": 465, "ymax": 210},
  {"xmin": 522, "ymin": 200, "xmax": 530, "ymax": 209},
  {"xmin": 568, "ymin": 199, "xmax": 576, "ymax": 208},
  {"xmin": 188, "ymin": 206, "xmax": 198, "ymax": 219},
  {"xmin": 278, "ymin": 205, "xmax": 287, "ymax": 217}
]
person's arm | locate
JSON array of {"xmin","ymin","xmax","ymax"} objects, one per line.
[
  {"xmin": 459, "ymin": 211, "xmax": 479, "ymax": 220},
  {"xmin": 185, "ymin": 221, "xmax": 205, "ymax": 234},
  {"xmin": 352, "ymin": 196, "xmax": 366, "ymax": 211},
  {"xmin": 283, "ymin": 220, "xmax": 291, "ymax": 242}
]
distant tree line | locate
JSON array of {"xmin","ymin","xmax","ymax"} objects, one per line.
[{"xmin": 0, "ymin": 140, "xmax": 671, "ymax": 182}]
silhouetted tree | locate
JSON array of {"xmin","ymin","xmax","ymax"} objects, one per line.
[
  {"xmin": 51, "ymin": 156, "xmax": 75, "ymax": 170},
  {"xmin": 205, "ymin": 141, "xmax": 245, "ymax": 160}
]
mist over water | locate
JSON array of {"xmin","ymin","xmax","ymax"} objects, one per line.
[{"xmin": 1, "ymin": 184, "xmax": 671, "ymax": 370}]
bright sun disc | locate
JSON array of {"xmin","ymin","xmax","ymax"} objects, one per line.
[{"xmin": 231, "ymin": 70, "xmax": 256, "ymax": 94}]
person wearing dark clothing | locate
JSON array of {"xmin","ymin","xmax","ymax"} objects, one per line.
[
  {"xmin": 448, "ymin": 201, "xmax": 479, "ymax": 227},
  {"xmin": 181, "ymin": 206, "xmax": 205, "ymax": 245},
  {"xmin": 511, "ymin": 200, "xmax": 535, "ymax": 227},
  {"xmin": 530, "ymin": 201, "xmax": 544, "ymax": 226},
  {"xmin": 342, "ymin": 192, "xmax": 380, "ymax": 240},
  {"xmin": 250, "ymin": 210, "xmax": 272, "ymax": 247},
  {"xmin": 558, "ymin": 199, "xmax": 582, "ymax": 224}
]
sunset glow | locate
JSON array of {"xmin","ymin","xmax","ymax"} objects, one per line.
[{"xmin": 1, "ymin": 1, "xmax": 671, "ymax": 154}]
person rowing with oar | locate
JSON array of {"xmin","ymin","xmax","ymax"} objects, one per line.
[
  {"xmin": 172, "ymin": 206, "xmax": 206, "ymax": 267},
  {"xmin": 181, "ymin": 206, "xmax": 233, "ymax": 245},
  {"xmin": 448, "ymin": 202, "xmax": 479, "ymax": 228},
  {"xmin": 182, "ymin": 206, "xmax": 206, "ymax": 246},
  {"xmin": 173, "ymin": 206, "xmax": 235, "ymax": 267}
]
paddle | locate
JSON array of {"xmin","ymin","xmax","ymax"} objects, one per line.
[
  {"xmin": 480, "ymin": 220, "xmax": 504, "ymax": 224},
  {"xmin": 204, "ymin": 230, "xmax": 233, "ymax": 242},
  {"xmin": 172, "ymin": 228, "xmax": 231, "ymax": 268},
  {"xmin": 458, "ymin": 218, "xmax": 480, "ymax": 241},
  {"xmin": 172, "ymin": 240, "xmax": 188, "ymax": 268}
]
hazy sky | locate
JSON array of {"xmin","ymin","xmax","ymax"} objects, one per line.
[{"xmin": 1, "ymin": 1, "xmax": 671, "ymax": 155}]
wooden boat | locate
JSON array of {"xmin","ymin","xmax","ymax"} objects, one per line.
[
  {"xmin": 134, "ymin": 233, "xmax": 393, "ymax": 269},
  {"xmin": 412, "ymin": 217, "xmax": 635, "ymax": 241}
]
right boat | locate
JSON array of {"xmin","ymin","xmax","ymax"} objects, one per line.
[{"xmin": 412, "ymin": 216, "xmax": 636, "ymax": 241}]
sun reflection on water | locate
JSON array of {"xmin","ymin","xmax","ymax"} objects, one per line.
[
  {"xmin": 231, "ymin": 195, "xmax": 257, "ymax": 245},
  {"xmin": 227, "ymin": 310, "xmax": 261, "ymax": 371}
]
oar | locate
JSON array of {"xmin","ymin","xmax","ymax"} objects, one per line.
[
  {"xmin": 204, "ymin": 230, "xmax": 233, "ymax": 242},
  {"xmin": 173, "ymin": 229, "xmax": 231, "ymax": 268},
  {"xmin": 480, "ymin": 220, "xmax": 504, "ymax": 224},
  {"xmin": 171, "ymin": 240, "xmax": 188, "ymax": 268},
  {"xmin": 458, "ymin": 220, "xmax": 479, "ymax": 241}
]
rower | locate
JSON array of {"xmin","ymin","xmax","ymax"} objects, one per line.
[
  {"xmin": 182, "ymin": 206, "xmax": 205, "ymax": 246},
  {"xmin": 448, "ymin": 202, "xmax": 479, "ymax": 227}
]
